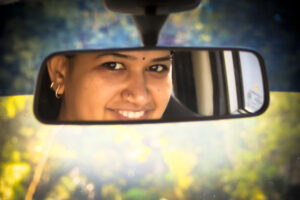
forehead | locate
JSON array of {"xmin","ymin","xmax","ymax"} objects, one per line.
[
  {"xmin": 72, "ymin": 50, "xmax": 171, "ymax": 61},
  {"xmin": 115, "ymin": 50, "xmax": 171, "ymax": 58}
]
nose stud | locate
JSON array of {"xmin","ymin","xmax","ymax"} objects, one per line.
[{"xmin": 122, "ymin": 89, "xmax": 133, "ymax": 102}]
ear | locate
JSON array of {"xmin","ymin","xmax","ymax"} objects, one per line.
[{"xmin": 47, "ymin": 55, "xmax": 69, "ymax": 95}]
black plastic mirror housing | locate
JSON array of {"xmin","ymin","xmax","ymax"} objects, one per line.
[{"xmin": 34, "ymin": 47, "xmax": 269, "ymax": 124}]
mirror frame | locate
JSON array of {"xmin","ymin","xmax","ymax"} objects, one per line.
[{"xmin": 33, "ymin": 46, "xmax": 269, "ymax": 124}]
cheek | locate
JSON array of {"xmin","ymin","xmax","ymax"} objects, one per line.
[
  {"xmin": 79, "ymin": 73, "xmax": 119, "ymax": 100},
  {"xmin": 149, "ymin": 76, "xmax": 172, "ymax": 105},
  {"xmin": 65, "ymin": 73, "xmax": 125, "ymax": 120},
  {"xmin": 70, "ymin": 75, "xmax": 97, "ymax": 98},
  {"xmin": 64, "ymin": 75, "xmax": 101, "ymax": 117},
  {"xmin": 66, "ymin": 73, "xmax": 114, "ymax": 107},
  {"xmin": 78, "ymin": 72, "xmax": 127, "ymax": 106},
  {"xmin": 148, "ymin": 77, "xmax": 172, "ymax": 119}
]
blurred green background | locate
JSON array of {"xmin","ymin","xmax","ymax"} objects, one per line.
[{"xmin": 0, "ymin": 93, "xmax": 299, "ymax": 199}]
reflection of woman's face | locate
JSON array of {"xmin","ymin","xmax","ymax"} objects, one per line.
[{"xmin": 50, "ymin": 50, "xmax": 172, "ymax": 121}]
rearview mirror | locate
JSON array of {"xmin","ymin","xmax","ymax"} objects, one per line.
[{"xmin": 34, "ymin": 47, "xmax": 269, "ymax": 124}]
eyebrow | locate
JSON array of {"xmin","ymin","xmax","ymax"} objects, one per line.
[
  {"xmin": 95, "ymin": 52, "xmax": 172, "ymax": 62},
  {"xmin": 95, "ymin": 52, "xmax": 137, "ymax": 60},
  {"xmin": 150, "ymin": 55, "xmax": 172, "ymax": 62}
]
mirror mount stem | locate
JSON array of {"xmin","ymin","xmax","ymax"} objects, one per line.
[
  {"xmin": 104, "ymin": 0, "xmax": 202, "ymax": 46},
  {"xmin": 132, "ymin": 15, "xmax": 168, "ymax": 47}
]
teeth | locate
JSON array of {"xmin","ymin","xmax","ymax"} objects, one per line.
[{"xmin": 118, "ymin": 110, "xmax": 145, "ymax": 119}]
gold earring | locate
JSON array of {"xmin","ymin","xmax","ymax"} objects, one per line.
[
  {"xmin": 55, "ymin": 84, "xmax": 62, "ymax": 99},
  {"xmin": 50, "ymin": 82, "xmax": 54, "ymax": 89}
]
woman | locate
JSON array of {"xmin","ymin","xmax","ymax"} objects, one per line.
[{"xmin": 47, "ymin": 50, "xmax": 173, "ymax": 121}]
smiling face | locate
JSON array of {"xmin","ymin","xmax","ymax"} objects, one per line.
[{"xmin": 47, "ymin": 50, "xmax": 173, "ymax": 121}]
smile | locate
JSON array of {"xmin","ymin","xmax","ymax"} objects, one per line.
[
  {"xmin": 118, "ymin": 110, "xmax": 145, "ymax": 119},
  {"xmin": 108, "ymin": 109, "xmax": 149, "ymax": 120}
]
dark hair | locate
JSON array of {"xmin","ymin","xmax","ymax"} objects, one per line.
[{"xmin": 35, "ymin": 64, "xmax": 61, "ymax": 120}]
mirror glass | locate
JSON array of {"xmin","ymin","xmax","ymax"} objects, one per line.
[{"xmin": 34, "ymin": 48, "xmax": 269, "ymax": 123}]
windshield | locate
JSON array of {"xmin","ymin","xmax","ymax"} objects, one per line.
[{"xmin": 0, "ymin": 0, "xmax": 299, "ymax": 199}]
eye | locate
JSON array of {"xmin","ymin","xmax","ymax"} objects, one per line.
[
  {"xmin": 102, "ymin": 62, "xmax": 125, "ymax": 70},
  {"xmin": 148, "ymin": 64, "xmax": 168, "ymax": 73}
]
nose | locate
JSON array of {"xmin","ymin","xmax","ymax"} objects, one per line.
[{"xmin": 121, "ymin": 72, "xmax": 150, "ymax": 106}]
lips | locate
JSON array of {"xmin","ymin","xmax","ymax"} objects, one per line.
[
  {"xmin": 118, "ymin": 110, "xmax": 145, "ymax": 119},
  {"xmin": 107, "ymin": 108, "xmax": 150, "ymax": 120}
]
